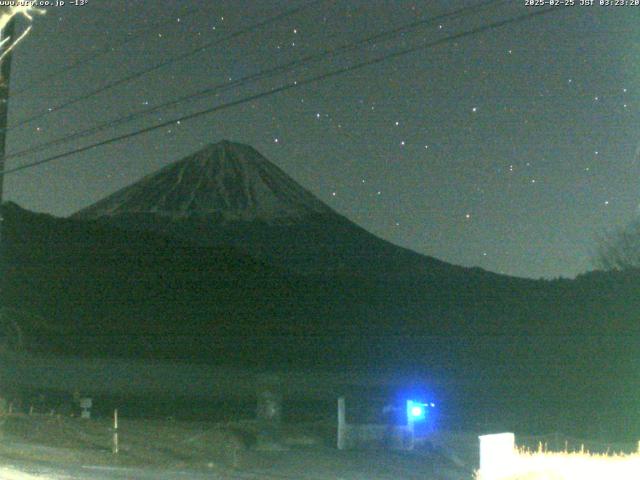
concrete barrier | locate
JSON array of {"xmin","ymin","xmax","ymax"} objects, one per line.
[{"xmin": 478, "ymin": 432, "xmax": 516, "ymax": 479}]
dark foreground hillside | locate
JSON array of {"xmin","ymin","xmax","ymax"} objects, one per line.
[{"xmin": 2, "ymin": 202, "xmax": 640, "ymax": 439}]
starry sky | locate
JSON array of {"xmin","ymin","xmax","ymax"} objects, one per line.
[{"xmin": 2, "ymin": 0, "xmax": 640, "ymax": 279}]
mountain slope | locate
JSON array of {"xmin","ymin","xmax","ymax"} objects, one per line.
[
  {"xmin": 1, "ymin": 203, "xmax": 300, "ymax": 350},
  {"xmin": 75, "ymin": 140, "xmax": 332, "ymax": 223},
  {"xmin": 72, "ymin": 140, "xmax": 466, "ymax": 277}
]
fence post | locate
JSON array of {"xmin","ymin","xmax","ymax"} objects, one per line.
[
  {"xmin": 337, "ymin": 396, "xmax": 346, "ymax": 450},
  {"xmin": 256, "ymin": 374, "xmax": 282, "ymax": 448},
  {"xmin": 112, "ymin": 408, "xmax": 119, "ymax": 455}
]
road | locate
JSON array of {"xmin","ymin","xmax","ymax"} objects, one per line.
[{"xmin": 0, "ymin": 463, "xmax": 287, "ymax": 480}]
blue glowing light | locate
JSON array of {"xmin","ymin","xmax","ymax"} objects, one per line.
[{"xmin": 406, "ymin": 400, "xmax": 428, "ymax": 422}]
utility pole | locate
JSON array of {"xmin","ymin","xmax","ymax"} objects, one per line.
[
  {"xmin": 0, "ymin": 18, "xmax": 15, "ymax": 205},
  {"xmin": 0, "ymin": 18, "xmax": 15, "ymax": 412},
  {"xmin": 0, "ymin": 16, "xmax": 15, "ymax": 310}
]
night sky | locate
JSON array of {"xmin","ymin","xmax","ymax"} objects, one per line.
[{"xmin": 3, "ymin": 0, "xmax": 640, "ymax": 279}]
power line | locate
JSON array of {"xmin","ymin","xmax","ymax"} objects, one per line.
[
  {"xmin": 11, "ymin": 5, "xmax": 205, "ymax": 97},
  {"xmin": 1, "ymin": 6, "xmax": 566, "ymax": 178},
  {"xmin": 6, "ymin": 0, "xmax": 508, "ymax": 162},
  {"xmin": 6, "ymin": 0, "xmax": 325, "ymax": 132}
]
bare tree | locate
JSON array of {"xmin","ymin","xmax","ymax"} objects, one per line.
[{"xmin": 594, "ymin": 219, "xmax": 640, "ymax": 271}]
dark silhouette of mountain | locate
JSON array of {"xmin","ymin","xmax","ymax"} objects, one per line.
[
  {"xmin": 4, "ymin": 200, "xmax": 639, "ymax": 358},
  {"xmin": 4, "ymin": 201, "xmax": 507, "ymax": 362},
  {"xmin": 1, "ymin": 202, "xmax": 294, "ymax": 343}
]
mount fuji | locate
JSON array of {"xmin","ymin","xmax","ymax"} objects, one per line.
[
  {"xmin": 75, "ymin": 140, "xmax": 333, "ymax": 224},
  {"xmin": 73, "ymin": 140, "xmax": 469, "ymax": 278}
]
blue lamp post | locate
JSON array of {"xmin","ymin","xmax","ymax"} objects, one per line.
[{"xmin": 405, "ymin": 399, "xmax": 436, "ymax": 448}]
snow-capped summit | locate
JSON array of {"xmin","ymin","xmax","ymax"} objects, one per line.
[
  {"xmin": 73, "ymin": 140, "xmax": 461, "ymax": 277},
  {"xmin": 74, "ymin": 140, "xmax": 333, "ymax": 224}
]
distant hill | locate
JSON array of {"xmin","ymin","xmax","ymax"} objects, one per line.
[{"xmin": 2, "ymin": 199, "xmax": 639, "ymax": 364}]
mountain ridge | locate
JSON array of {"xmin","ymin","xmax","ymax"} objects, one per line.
[
  {"xmin": 71, "ymin": 140, "xmax": 486, "ymax": 278},
  {"xmin": 74, "ymin": 140, "xmax": 333, "ymax": 224}
]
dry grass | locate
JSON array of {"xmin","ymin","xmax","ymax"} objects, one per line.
[{"xmin": 477, "ymin": 447, "xmax": 640, "ymax": 480}]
